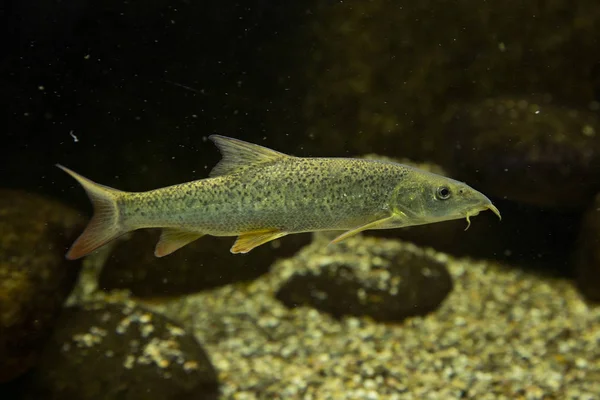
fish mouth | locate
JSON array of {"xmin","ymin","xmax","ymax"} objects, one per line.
[{"xmin": 464, "ymin": 201, "xmax": 501, "ymax": 231}]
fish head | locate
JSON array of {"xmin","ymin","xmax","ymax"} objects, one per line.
[{"xmin": 391, "ymin": 171, "xmax": 501, "ymax": 228}]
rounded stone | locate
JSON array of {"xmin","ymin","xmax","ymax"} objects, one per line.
[
  {"xmin": 573, "ymin": 193, "xmax": 600, "ymax": 302},
  {"xmin": 19, "ymin": 301, "xmax": 219, "ymax": 400},
  {"xmin": 275, "ymin": 245, "xmax": 453, "ymax": 322},
  {"xmin": 0, "ymin": 190, "xmax": 84, "ymax": 382}
]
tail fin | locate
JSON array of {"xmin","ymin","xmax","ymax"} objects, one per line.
[{"xmin": 57, "ymin": 164, "xmax": 126, "ymax": 260}]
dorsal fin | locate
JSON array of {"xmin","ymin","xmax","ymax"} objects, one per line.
[{"xmin": 208, "ymin": 135, "xmax": 290, "ymax": 177}]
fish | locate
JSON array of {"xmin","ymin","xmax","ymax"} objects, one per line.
[{"xmin": 57, "ymin": 135, "xmax": 501, "ymax": 260}]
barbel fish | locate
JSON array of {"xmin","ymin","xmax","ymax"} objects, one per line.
[{"xmin": 58, "ymin": 135, "xmax": 501, "ymax": 259}]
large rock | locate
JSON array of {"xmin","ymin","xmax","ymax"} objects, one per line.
[
  {"xmin": 99, "ymin": 229, "xmax": 310, "ymax": 298},
  {"xmin": 448, "ymin": 96, "xmax": 600, "ymax": 209},
  {"xmin": 280, "ymin": 0, "xmax": 600, "ymax": 165},
  {"xmin": 276, "ymin": 236, "xmax": 453, "ymax": 322},
  {"xmin": 573, "ymin": 193, "xmax": 600, "ymax": 302},
  {"xmin": 19, "ymin": 300, "xmax": 219, "ymax": 400},
  {"xmin": 0, "ymin": 190, "xmax": 84, "ymax": 382}
]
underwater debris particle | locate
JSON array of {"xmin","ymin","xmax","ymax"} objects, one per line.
[
  {"xmin": 139, "ymin": 313, "xmax": 153, "ymax": 323},
  {"xmin": 166, "ymin": 323, "xmax": 186, "ymax": 337},
  {"xmin": 72, "ymin": 326, "xmax": 106, "ymax": 348},
  {"xmin": 141, "ymin": 323, "xmax": 155, "ymax": 338},
  {"xmin": 183, "ymin": 360, "xmax": 199, "ymax": 372},
  {"xmin": 123, "ymin": 354, "xmax": 135, "ymax": 370},
  {"xmin": 138, "ymin": 338, "xmax": 185, "ymax": 370},
  {"xmin": 116, "ymin": 316, "xmax": 133, "ymax": 334},
  {"xmin": 582, "ymin": 124, "xmax": 596, "ymax": 137}
]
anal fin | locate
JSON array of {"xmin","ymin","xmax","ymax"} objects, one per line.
[
  {"xmin": 155, "ymin": 228, "xmax": 204, "ymax": 257},
  {"xmin": 231, "ymin": 229, "xmax": 287, "ymax": 254},
  {"xmin": 329, "ymin": 216, "xmax": 395, "ymax": 245}
]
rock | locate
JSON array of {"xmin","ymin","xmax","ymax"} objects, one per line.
[
  {"xmin": 99, "ymin": 229, "xmax": 310, "ymax": 298},
  {"xmin": 573, "ymin": 193, "xmax": 600, "ymax": 302},
  {"xmin": 0, "ymin": 190, "xmax": 84, "ymax": 382},
  {"xmin": 276, "ymin": 237, "xmax": 453, "ymax": 322},
  {"xmin": 448, "ymin": 96, "xmax": 600, "ymax": 209},
  {"xmin": 19, "ymin": 300, "xmax": 219, "ymax": 400}
]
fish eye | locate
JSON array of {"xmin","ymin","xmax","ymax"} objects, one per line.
[{"xmin": 436, "ymin": 186, "xmax": 451, "ymax": 200}]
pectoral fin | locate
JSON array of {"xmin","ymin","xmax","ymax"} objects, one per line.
[
  {"xmin": 329, "ymin": 216, "xmax": 396, "ymax": 245},
  {"xmin": 155, "ymin": 228, "xmax": 204, "ymax": 257},
  {"xmin": 231, "ymin": 229, "xmax": 287, "ymax": 254}
]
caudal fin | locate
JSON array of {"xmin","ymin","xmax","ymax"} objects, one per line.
[{"xmin": 57, "ymin": 164, "xmax": 126, "ymax": 260}]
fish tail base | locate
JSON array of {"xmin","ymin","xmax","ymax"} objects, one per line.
[{"xmin": 57, "ymin": 165, "xmax": 127, "ymax": 259}]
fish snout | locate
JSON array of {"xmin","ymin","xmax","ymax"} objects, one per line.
[{"xmin": 486, "ymin": 203, "xmax": 502, "ymax": 220}]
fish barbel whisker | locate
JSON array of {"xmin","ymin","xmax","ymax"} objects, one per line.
[
  {"xmin": 464, "ymin": 214, "xmax": 472, "ymax": 231},
  {"xmin": 487, "ymin": 203, "xmax": 502, "ymax": 220},
  {"xmin": 465, "ymin": 202, "xmax": 501, "ymax": 231}
]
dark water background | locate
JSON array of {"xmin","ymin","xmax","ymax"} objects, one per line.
[
  {"xmin": 1, "ymin": 0, "xmax": 308, "ymax": 195},
  {"xmin": 4, "ymin": 0, "xmax": 599, "ymax": 276},
  {"xmin": 2, "ymin": 1, "xmax": 600, "ymax": 397}
]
